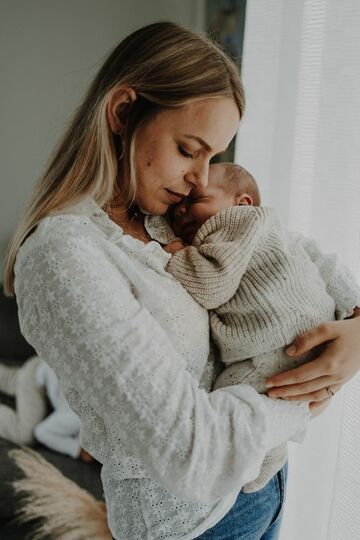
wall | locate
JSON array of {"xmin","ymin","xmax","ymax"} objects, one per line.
[{"xmin": 0, "ymin": 0, "xmax": 205, "ymax": 278}]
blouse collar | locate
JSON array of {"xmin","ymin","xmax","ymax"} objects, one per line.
[{"xmin": 59, "ymin": 195, "xmax": 177, "ymax": 245}]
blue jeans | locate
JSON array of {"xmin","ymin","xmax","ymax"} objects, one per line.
[
  {"xmin": 111, "ymin": 463, "xmax": 288, "ymax": 540},
  {"xmin": 194, "ymin": 461, "xmax": 288, "ymax": 540}
]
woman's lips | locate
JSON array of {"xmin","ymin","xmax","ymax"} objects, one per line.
[{"xmin": 165, "ymin": 189, "xmax": 187, "ymax": 203}]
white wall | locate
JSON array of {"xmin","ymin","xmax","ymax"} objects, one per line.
[{"xmin": 0, "ymin": 0, "xmax": 205, "ymax": 278}]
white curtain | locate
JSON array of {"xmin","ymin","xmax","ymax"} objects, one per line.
[{"xmin": 235, "ymin": 1, "xmax": 360, "ymax": 539}]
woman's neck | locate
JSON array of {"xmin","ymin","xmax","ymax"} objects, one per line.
[{"xmin": 106, "ymin": 200, "xmax": 152, "ymax": 244}]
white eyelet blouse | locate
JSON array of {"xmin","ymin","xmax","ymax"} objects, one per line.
[{"xmin": 14, "ymin": 195, "xmax": 311, "ymax": 539}]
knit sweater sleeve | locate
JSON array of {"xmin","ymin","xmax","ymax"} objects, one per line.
[
  {"xmin": 290, "ymin": 231, "xmax": 360, "ymax": 319},
  {"xmin": 14, "ymin": 229, "xmax": 311, "ymax": 505},
  {"xmin": 167, "ymin": 206, "xmax": 264, "ymax": 310}
]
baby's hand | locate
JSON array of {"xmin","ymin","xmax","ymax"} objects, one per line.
[
  {"xmin": 79, "ymin": 447, "xmax": 97, "ymax": 463},
  {"xmin": 163, "ymin": 240, "xmax": 188, "ymax": 254}
]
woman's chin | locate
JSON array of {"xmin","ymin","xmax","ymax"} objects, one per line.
[{"xmin": 143, "ymin": 201, "xmax": 171, "ymax": 216}]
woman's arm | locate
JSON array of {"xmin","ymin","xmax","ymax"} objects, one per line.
[
  {"xmin": 14, "ymin": 229, "xmax": 311, "ymax": 505},
  {"xmin": 266, "ymin": 309, "xmax": 360, "ymax": 408}
]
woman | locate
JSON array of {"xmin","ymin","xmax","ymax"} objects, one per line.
[{"xmin": 4, "ymin": 22, "xmax": 360, "ymax": 540}]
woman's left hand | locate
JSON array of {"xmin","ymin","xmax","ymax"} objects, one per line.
[{"xmin": 265, "ymin": 307, "xmax": 360, "ymax": 404}]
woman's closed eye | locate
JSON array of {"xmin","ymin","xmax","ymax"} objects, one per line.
[{"xmin": 177, "ymin": 145, "xmax": 193, "ymax": 159}]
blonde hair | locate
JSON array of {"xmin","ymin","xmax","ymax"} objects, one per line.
[
  {"xmin": 4, "ymin": 21, "xmax": 245, "ymax": 296},
  {"xmin": 213, "ymin": 163, "xmax": 261, "ymax": 206}
]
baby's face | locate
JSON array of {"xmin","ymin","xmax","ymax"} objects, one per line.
[{"xmin": 172, "ymin": 169, "xmax": 236, "ymax": 243}]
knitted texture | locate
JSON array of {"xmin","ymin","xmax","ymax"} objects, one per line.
[
  {"xmin": 167, "ymin": 205, "xmax": 360, "ymax": 492},
  {"xmin": 167, "ymin": 206, "xmax": 358, "ymax": 362},
  {"xmin": 13, "ymin": 197, "xmax": 312, "ymax": 540}
]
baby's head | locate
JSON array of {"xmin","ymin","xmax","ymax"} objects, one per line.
[{"xmin": 172, "ymin": 163, "xmax": 261, "ymax": 243}]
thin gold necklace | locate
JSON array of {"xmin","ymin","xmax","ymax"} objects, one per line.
[{"xmin": 107, "ymin": 204, "xmax": 151, "ymax": 241}]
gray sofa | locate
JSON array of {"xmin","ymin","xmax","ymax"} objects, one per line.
[{"xmin": 0, "ymin": 286, "xmax": 104, "ymax": 539}]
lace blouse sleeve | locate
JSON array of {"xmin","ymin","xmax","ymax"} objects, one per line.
[{"xmin": 14, "ymin": 230, "xmax": 311, "ymax": 504}]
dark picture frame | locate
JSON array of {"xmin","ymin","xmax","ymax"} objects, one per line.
[{"xmin": 205, "ymin": 0, "xmax": 247, "ymax": 163}]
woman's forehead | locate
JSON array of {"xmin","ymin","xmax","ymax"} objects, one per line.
[{"xmin": 157, "ymin": 98, "xmax": 239, "ymax": 142}]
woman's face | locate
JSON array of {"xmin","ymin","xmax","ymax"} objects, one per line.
[{"xmin": 132, "ymin": 97, "xmax": 240, "ymax": 215}]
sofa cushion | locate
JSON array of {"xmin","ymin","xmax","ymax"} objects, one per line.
[{"xmin": 0, "ymin": 287, "xmax": 35, "ymax": 360}]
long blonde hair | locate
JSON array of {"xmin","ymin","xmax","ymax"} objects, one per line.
[{"xmin": 3, "ymin": 21, "xmax": 245, "ymax": 297}]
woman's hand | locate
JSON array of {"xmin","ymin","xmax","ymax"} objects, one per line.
[{"xmin": 266, "ymin": 308, "xmax": 360, "ymax": 406}]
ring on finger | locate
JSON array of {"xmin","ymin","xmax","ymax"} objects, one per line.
[{"xmin": 326, "ymin": 386, "xmax": 335, "ymax": 397}]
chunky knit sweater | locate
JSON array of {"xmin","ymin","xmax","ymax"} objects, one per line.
[
  {"xmin": 14, "ymin": 196, "xmax": 312, "ymax": 540},
  {"xmin": 167, "ymin": 205, "xmax": 360, "ymax": 492}
]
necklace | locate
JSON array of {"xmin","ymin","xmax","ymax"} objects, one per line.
[{"xmin": 107, "ymin": 203, "xmax": 152, "ymax": 242}]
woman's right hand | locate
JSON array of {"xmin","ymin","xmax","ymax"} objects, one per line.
[{"xmin": 266, "ymin": 310, "xmax": 360, "ymax": 403}]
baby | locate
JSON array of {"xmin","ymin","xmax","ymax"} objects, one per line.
[
  {"xmin": 164, "ymin": 162, "xmax": 360, "ymax": 491},
  {"xmin": 165, "ymin": 162, "xmax": 360, "ymax": 391},
  {"xmin": 0, "ymin": 355, "xmax": 96, "ymax": 462}
]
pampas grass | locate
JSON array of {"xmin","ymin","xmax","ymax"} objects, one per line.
[{"xmin": 7, "ymin": 445, "xmax": 113, "ymax": 540}]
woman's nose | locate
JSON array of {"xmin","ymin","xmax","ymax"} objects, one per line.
[{"xmin": 186, "ymin": 161, "xmax": 209, "ymax": 189}]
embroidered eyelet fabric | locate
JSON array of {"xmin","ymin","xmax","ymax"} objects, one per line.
[{"xmin": 14, "ymin": 196, "xmax": 311, "ymax": 539}]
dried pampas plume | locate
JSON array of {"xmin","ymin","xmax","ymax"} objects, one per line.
[{"xmin": 8, "ymin": 446, "xmax": 112, "ymax": 540}]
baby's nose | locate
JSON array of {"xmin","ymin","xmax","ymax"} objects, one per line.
[{"xmin": 174, "ymin": 204, "xmax": 187, "ymax": 218}]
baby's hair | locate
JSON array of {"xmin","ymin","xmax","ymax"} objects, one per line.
[{"xmin": 216, "ymin": 163, "xmax": 261, "ymax": 206}]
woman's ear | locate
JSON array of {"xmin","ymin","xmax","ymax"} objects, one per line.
[
  {"xmin": 235, "ymin": 193, "xmax": 254, "ymax": 206},
  {"xmin": 106, "ymin": 86, "xmax": 137, "ymax": 135}
]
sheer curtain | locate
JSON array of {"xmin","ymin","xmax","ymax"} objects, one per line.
[{"xmin": 235, "ymin": 1, "xmax": 360, "ymax": 539}]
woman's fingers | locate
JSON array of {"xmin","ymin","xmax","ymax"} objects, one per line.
[
  {"xmin": 265, "ymin": 355, "xmax": 334, "ymax": 389},
  {"xmin": 266, "ymin": 374, "xmax": 327, "ymax": 397},
  {"xmin": 267, "ymin": 382, "xmax": 343, "ymax": 401},
  {"xmin": 284, "ymin": 322, "xmax": 337, "ymax": 357},
  {"xmin": 264, "ymin": 315, "xmax": 360, "ymax": 401},
  {"xmin": 266, "ymin": 317, "xmax": 360, "ymax": 392}
]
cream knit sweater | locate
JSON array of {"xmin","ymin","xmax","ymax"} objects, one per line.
[{"xmin": 167, "ymin": 205, "xmax": 360, "ymax": 492}]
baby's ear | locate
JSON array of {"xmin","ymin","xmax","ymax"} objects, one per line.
[{"xmin": 235, "ymin": 193, "xmax": 253, "ymax": 206}]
